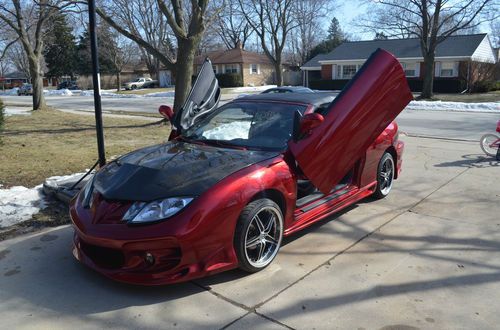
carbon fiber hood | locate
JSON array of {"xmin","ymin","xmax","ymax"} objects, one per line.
[{"xmin": 93, "ymin": 141, "xmax": 276, "ymax": 202}]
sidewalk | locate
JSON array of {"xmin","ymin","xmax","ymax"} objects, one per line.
[{"xmin": 0, "ymin": 136, "xmax": 499, "ymax": 329}]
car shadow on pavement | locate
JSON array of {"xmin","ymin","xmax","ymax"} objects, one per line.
[
  {"xmin": 257, "ymin": 210, "xmax": 500, "ymax": 324},
  {"xmin": 434, "ymin": 153, "xmax": 499, "ymax": 168},
  {"xmin": 0, "ymin": 226, "xmax": 207, "ymax": 316}
]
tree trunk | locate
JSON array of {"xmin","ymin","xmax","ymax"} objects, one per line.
[
  {"xmin": 173, "ymin": 39, "xmax": 196, "ymax": 112},
  {"xmin": 275, "ymin": 62, "xmax": 284, "ymax": 86},
  {"xmin": 421, "ymin": 52, "xmax": 435, "ymax": 99},
  {"xmin": 30, "ymin": 61, "xmax": 46, "ymax": 110},
  {"xmin": 116, "ymin": 71, "xmax": 121, "ymax": 92}
]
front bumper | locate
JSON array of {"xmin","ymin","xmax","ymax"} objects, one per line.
[
  {"xmin": 72, "ymin": 230, "xmax": 191, "ymax": 285},
  {"xmin": 69, "ymin": 195, "xmax": 239, "ymax": 285}
]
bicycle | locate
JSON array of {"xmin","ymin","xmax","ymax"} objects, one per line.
[{"xmin": 479, "ymin": 120, "xmax": 500, "ymax": 160}]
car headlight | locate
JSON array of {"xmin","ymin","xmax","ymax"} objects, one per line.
[{"xmin": 123, "ymin": 197, "xmax": 194, "ymax": 224}]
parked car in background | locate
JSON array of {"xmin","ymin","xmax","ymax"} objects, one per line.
[
  {"xmin": 57, "ymin": 81, "xmax": 79, "ymax": 90},
  {"xmin": 261, "ymin": 86, "xmax": 315, "ymax": 94},
  {"xmin": 17, "ymin": 83, "xmax": 33, "ymax": 96},
  {"xmin": 122, "ymin": 77, "xmax": 154, "ymax": 90},
  {"xmin": 70, "ymin": 51, "xmax": 413, "ymax": 285}
]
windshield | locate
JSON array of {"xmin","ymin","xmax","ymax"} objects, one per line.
[{"xmin": 183, "ymin": 101, "xmax": 308, "ymax": 151}]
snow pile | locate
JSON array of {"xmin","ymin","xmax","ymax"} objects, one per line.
[
  {"xmin": 229, "ymin": 85, "xmax": 277, "ymax": 93},
  {"xmin": 202, "ymin": 121, "xmax": 251, "ymax": 140},
  {"xmin": 44, "ymin": 172, "xmax": 88, "ymax": 188},
  {"xmin": 407, "ymin": 100, "xmax": 500, "ymax": 113},
  {"xmin": 43, "ymin": 89, "xmax": 73, "ymax": 96},
  {"xmin": 0, "ymin": 185, "xmax": 47, "ymax": 228},
  {"xmin": 0, "ymin": 88, "xmax": 19, "ymax": 95}
]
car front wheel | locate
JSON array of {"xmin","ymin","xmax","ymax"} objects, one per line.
[
  {"xmin": 373, "ymin": 152, "xmax": 395, "ymax": 199},
  {"xmin": 234, "ymin": 198, "xmax": 283, "ymax": 273}
]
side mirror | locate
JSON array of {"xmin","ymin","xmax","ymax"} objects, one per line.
[
  {"xmin": 299, "ymin": 113, "xmax": 324, "ymax": 136},
  {"xmin": 158, "ymin": 105, "xmax": 174, "ymax": 121}
]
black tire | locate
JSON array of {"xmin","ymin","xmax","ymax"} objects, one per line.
[
  {"xmin": 373, "ymin": 152, "xmax": 395, "ymax": 199},
  {"xmin": 234, "ymin": 198, "xmax": 283, "ymax": 273},
  {"xmin": 131, "ymin": 84, "xmax": 138, "ymax": 90}
]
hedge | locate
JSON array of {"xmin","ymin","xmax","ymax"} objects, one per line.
[{"xmin": 215, "ymin": 73, "xmax": 243, "ymax": 88}]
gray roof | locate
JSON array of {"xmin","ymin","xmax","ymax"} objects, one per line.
[{"xmin": 302, "ymin": 34, "xmax": 487, "ymax": 68}]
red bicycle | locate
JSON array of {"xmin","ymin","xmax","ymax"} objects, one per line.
[{"xmin": 480, "ymin": 120, "xmax": 500, "ymax": 160}]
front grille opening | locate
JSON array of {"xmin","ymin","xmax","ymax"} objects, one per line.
[{"xmin": 80, "ymin": 241, "xmax": 125, "ymax": 269}]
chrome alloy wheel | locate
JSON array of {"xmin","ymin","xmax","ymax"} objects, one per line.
[
  {"xmin": 379, "ymin": 155, "xmax": 394, "ymax": 195},
  {"xmin": 244, "ymin": 206, "xmax": 283, "ymax": 268}
]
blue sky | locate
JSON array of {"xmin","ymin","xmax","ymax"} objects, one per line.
[{"xmin": 332, "ymin": 0, "xmax": 495, "ymax": 41}]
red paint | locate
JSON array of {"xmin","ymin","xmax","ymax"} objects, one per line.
[
  {"xmin": 289, "ymin": 49, "xmax": 412, "ymax": 194},
  {"xmin": 70, "ymin": 49, "xmax": 410, "ymax": 285}
]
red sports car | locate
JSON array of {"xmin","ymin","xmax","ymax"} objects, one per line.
[{"xmin": 70, "ymin": 49, "xmax": 412, "ymax": 285}]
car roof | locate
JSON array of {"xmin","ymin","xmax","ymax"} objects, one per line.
[{"xmin": 235, "ymin": 92, "xmax": 338, "ymax": 107}]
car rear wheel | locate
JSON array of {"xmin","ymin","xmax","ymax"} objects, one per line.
[
  {"xmin": 234, "ymin": 198, "xmax": 283, "ymax": 273},
  {"xmin": 373, "ymin": 152, "xmax": 395, "ymax": 199}
]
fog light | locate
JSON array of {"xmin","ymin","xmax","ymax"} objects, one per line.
[{"xmin": 144, "ymin": 253, "xmax": 155, "ymax": 265}]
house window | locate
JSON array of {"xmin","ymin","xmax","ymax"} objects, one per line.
[
  {"xmin": 250, "ymin": 64, "xmax": 259, "ymax": 74},
  {"xmin": 402, "ymin": 63, "xmax": 417, "ymax": 77},
  {"xmin": 212, "ymin": 65, "xmax": 217, "ymax": 74},
  {"xmin": 225, "ymin": 64, "xmax": 239, "ymax": 74},
  {"xmin": 342, "ymin": 65, "xmax": 357, "ymax": 79},
  {"xmin": 440, "ymin": 62, "xmax": 455, "ymax": 77}
]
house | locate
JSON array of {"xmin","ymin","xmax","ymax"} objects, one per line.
[
  {"xmin": 194, "ymin": 42, "xmax": 275, "ymax": 86},
  {"xmin": 301, "ymin": 34, "xmax": 497, "ymax": 93},
  {"xmin": 1, "ymin": 71, "xmax": 29, "ymax": 89}
]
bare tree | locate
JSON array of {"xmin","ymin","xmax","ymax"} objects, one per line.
[
  {"xmin": 98, "ymin": 24, "xmax": 136, "ymax": 92},
  {"xmin": 238, "ymin": 0, "xmax": 297, "ymax": 86},
  {"xmin": 0, "ymin": 0, "xmax": 76, "ymax": 110},
  {"xmin": 97, "ymin": 0, "xmax": 221, "ymax": 111},
  {"xmin": 288, "ymin": 0, "xmax": 331, "ymax": 66},
  {"xmin": 214, "ymin": 1, "xmax": 252, "ymax": 50},
  {"xmin": 7, "ymin": 41, "xmax": 31, "ymax": 79},
  {"xmin": 356, "ymin": 0, "xmax": 497, "ymax": 98}
]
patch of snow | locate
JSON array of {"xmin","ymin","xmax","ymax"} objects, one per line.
[
  {"xmin": 0, "ymin": 171, "xmax": 91, "ymax": 228},
  {"xmin": 0, "ymin": 185, "xmax": 47, "ymax": 228},
  {"xmin": 229, "ymin": 85, "xmax": 277, "ymax": 93},
  {"xmin": 4, "ymin": 107, "xmax": 32, "ymax": 116},
  {"xmin": 407, "ymin": 100, "xmax": 500, "ymax": 113},
  {"xmin": 202, "ymin": 121, "xmax": 251, "ymax": 140},
  {"xmin": 43, "ymin": 89, "xmax": 73, "ymax": 96},
  {"xmin": 144, "ymin": 91, "xmax": 175, "ymax": 98},
  {"xmin": 0, "ymin": 88, "xmax": 19, "ymax": 96},
  {"xmin": 79, "ymin": 90, "xmax": 140, "ymax": 98}
]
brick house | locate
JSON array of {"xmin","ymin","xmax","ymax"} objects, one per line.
[
  {"xmin": 301, "ymin": 34, "xmax": 497, "ymax": 93},
  {"xmin": 194, "ymin": 42, "xmax": 275, "ymax": 86}
]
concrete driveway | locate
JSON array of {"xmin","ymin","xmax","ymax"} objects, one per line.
[{"xmin": 1, "ymin": 136, "xmax": 499, "ymax": 329}]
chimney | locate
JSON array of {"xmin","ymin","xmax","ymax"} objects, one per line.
[{"xmin": 235, "ymin": 40, "xmax": 242, "ymax": 50}]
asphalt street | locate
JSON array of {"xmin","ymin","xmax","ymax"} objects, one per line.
[{"xmin": 2, "ymin": 94, "xmax": 498, "ymax": 141}]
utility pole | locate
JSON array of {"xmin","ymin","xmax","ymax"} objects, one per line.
[{"xmin": 88, "ymin": 0, "xmax": 106, "ymax": 167}]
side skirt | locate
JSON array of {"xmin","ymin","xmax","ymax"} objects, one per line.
[{"xmin": 284, "ymin": 181, "xmax": 377, "ymax": 237}]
